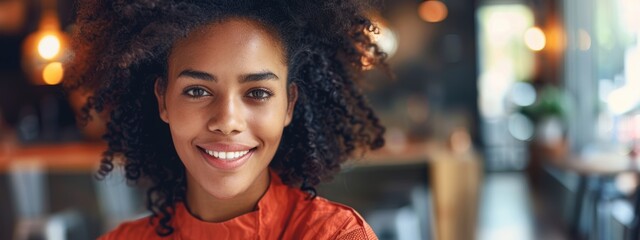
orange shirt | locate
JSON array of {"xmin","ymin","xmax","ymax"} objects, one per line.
[{"xmin": 99, "ymin": 171, "xmax": 378, "ymax": 239}]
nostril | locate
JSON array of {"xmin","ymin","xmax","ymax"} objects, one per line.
[{"xmin": 217, "ymin": 129, "xmax": 232, "ymax": 135}]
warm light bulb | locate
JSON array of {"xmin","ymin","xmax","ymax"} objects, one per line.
[
  {"xmin": 418, "ymin": 1, "xmax": 448, "ymax": 23},
  {"xmin": 37, "ymin": 34, "xmax": 61, "ymax": 60},
  {"xmin": 524, "ymin": 27, "xmax": 546, "ymax": 51},
  {"xmin": 42, "ymin": 62, "xmax": 64, "ymax": 85}
]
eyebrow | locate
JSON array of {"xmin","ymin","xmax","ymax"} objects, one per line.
[
  {"xmin": 240, "ymin": 71, "xmax": 279, "ymax": 83},
  {"xmin": 177, "ymin": 69, "xmax": 279, "ymax": 83},
  {"xmin": 177, "ymin": 69, "xmax": 216, "ymax": 81}
]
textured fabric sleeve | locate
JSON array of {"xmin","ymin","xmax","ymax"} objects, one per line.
[
  {"xmin": 335, "ymin": 225, "xmax": 378, "ymax": 240},
  {"xmin": 332, "ymin": 209, "xmax": 378, "ymax": 240}
]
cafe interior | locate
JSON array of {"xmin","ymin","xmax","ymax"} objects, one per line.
[{"xmin": 1, "ymin": 0, "xmax": 640, "ymax": 239}]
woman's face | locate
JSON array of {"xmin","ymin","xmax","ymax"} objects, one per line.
[{"xmin": 155, "ymin": 19, "xmax": 296, "ymax": 201}]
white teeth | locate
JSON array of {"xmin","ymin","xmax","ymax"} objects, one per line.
[{"xmin": 204, "ymin": 149, "xmax": 251, "ymax": 160}]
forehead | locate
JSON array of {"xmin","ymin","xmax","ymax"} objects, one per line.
[{"xmin": 168, "ymin": 18, "xmax": 287, "ymax": 75}]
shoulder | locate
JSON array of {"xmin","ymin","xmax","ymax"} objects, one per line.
[
  {"xmin": 98, "ymin": 215, "xmax": 159, "ymax": 240},
  {"xmin": 286, "ymin": 195, "xmax": 378, "ymax": 240},
  {"xmin": 265, "ymin": 172, "xmax": 378, "ymax": 239}
]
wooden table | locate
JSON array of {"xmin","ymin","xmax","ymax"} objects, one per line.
[
  {"xmin": 547, "ymin": 151, "xmax": 640, "ymax": 175},
  {"xmin": 0, "ymin": 142, "xmax": 106, "ymax": 172}
]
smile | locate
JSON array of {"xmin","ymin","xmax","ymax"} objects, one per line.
[
  {"xmin": 197, "ymin": 145, "xmax": 257, "ymax": 171},
  {"xmin": 204, "ymin": 149, "xmax": 250, "ymax": 160}
]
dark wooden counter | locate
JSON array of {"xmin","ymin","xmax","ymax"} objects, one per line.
[{"xmin": 0, "ymin": 142, "xmax": 106, "ymax": 172}]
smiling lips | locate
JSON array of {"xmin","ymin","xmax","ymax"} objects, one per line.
[
  {"xmin": 204, "ymin": 149, "xmax": 250, "ymax": 161},
  {"xmin": 197, "ymin": 143, "xmax": 256, "ymax": 170}
]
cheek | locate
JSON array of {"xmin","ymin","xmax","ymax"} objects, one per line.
[
  {"xmin": 250, "ymin": 101, "xmax": 289, "ymax": 146},
  {"xmin": 166, "ymin": 102, "xmax": 206, "ymax": 151}
]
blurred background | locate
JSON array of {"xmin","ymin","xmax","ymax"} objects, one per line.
[{"xmin": 1, "ymin": 0, "xmax": 640, "ymax": 239}]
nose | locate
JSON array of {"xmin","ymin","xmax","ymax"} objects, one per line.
[{"xmin": 207, "ymin": 95, "xmax": 247, "ymax": 135}]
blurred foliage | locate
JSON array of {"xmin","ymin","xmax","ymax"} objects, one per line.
[{"xmin": 519, "ymin": 85, "xmax": 570, "ymax": 124}]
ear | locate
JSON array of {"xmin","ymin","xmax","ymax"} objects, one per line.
[
  {"xmin": 154, "ymin": 78, "xmax": 169, "ymax": 123},
  {"xmin": 284, "ymin": 83, "xmax": 298, "ymax": 126}
]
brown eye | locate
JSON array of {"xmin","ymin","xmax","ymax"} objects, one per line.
[
  {"xmin": 247, "ymin": 89, "xmax": 273, "ymax": 100},
  {"xmin": 183, "ymin": 87, "xmax": 211, "ymax": 98}
]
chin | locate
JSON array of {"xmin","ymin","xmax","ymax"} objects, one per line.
[{"xmin": 204, "ymin": 181, "xmax": 251, "ymax": 200}]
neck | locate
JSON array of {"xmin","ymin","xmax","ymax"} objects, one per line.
[{"xmin": 185, "ymin": 170, "xmax": 270, "ymax": 222}]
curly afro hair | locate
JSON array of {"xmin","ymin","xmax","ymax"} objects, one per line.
[{"xmin": 65, "ymin": 0, "xmax": 388, "ymax": 236}]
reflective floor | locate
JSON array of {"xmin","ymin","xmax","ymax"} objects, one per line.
[{"xmin": 478, "ymin": 172, "xmax": 568, "ymax": 240}]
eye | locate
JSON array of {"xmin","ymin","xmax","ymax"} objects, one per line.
[
  {"xmin": 247, "ymin": 88, "xmax": 273, "ymax": 101},
  {"xmin": 183, "ymin": 87, "xmax": 211, "ymax": 98}
]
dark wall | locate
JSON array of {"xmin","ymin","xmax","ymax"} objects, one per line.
[{"xmin": 366, "ymin": 0, "xmax": 480, "ymax": 145}]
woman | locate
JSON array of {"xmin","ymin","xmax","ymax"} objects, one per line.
[{"xmin": 66, "ymin": 0, "xmax": 388, "ymax": 239}]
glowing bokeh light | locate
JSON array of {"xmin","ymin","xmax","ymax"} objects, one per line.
[
  {"xmin": 510, "ymin": 82, "xmax": 537, "ymax": 107},
  {"xmin": 366, "ymin": 22, "xmax": 398, "ymax": 58},
  {"xmin": 578, "ymin": 29, "xmax": 591, "ymax": 51},
  {"xmin": 607, "ymin": 87, "xmax": 639, "ymax": 114},
  {"xmin": 37, "ymin": 34, "xmax": 61, "ymax": 60},
  {"xmin": 375, "ymin": 26, "xmax": 398, "ymax": 58},
  {"xmin": 508, "ymin": 113, "xmax": 534, "ymax": 141},
  {"xmin": 42, "ymin": 62, "xmax": 64, "ymax": 85},
  {"xmin": 418, "ymin": 1, "xmax": 448, "ymax": 23},
  {"xmin": 524, "ymin": 27, "xmax": 546, "ymax": 51}
]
